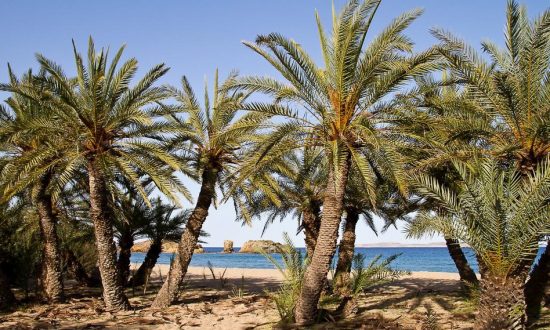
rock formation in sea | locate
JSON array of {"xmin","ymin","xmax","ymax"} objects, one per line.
[
  {"xmin": 239, "ymin": 240, "xmax": 284, "ymax": 254},
  {"xmin": 194, "ymin": 244, "xmax": 205, "ymax": 253},
  {"xmin": 223, "ymin": 240, "xmax": 234, "ymax": 253},
  {"xmin": 131, "ymin": 240, "xmax": 179, "ymax": 253}
]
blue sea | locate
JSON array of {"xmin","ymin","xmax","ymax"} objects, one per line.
[
  {"xmin": 130, "ymin": 247, "xmax": 546, "ymax": 273},
  {"xmin": 131, "ymin": 247, "xmax": 544, "ymax": 273},
  {"xmin": 130, "ymin": 247, "xmax": 486, "ymax": 273}
]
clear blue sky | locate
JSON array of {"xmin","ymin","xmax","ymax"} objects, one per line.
[{"xmin": 1, "ymin": 1, "xmax": 548, "ymax": 246}]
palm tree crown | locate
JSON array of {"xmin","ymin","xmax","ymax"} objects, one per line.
[
  {"xmin": 232, "ymin": 0, "xmax": 437, "ymax": 197},
  {"xmin": 431, "ymin": 1, "xmax": 550, "ymax": 172}
]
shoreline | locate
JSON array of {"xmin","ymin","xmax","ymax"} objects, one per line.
[
  {"xmin": 147, "ymin": 265, "xmax": 462, "ymax": 281},
  {"xmin": 130, "ymin": 262, "xmax": 467, "ymax": 277},
  {"xmin": 134, "ymin": 245, "xmax": 457, "ymax": 250}
]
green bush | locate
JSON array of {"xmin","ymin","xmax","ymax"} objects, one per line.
[{"xmin": 263, "ymin": 233, "xmax": 408, "ymax": 323}]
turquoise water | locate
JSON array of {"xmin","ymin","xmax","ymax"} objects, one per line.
[
  {"xmin": 130, "ymin": 247, "xmax": 484, "ymax": 273},
  {"xmin": 130, "ymin": 247, "xmax": 545, "ymax": 273}
]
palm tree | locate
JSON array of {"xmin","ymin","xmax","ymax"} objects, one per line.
[
  {"xmin": 129, "ymin": 197, "xmax": 193, "ymax": 287},
  {"xmin": 423, "ymin": 0, "xmax": 550, "ymax": 319},
  {"xmin": 0, "ymin": 69, "xmax": 66, "ymax": 302},
  {"xmin": 333, "ymin": 174, "xmax": 416, "ymax": 295},
  {"xmin": 235, "ymin": 147, "xmax": 326, "ymax": 258},
  {"xmin": 151, "ymin": 70, "xmax": 268, "ymax": 308},
  {"xmin": 27, "ymin": 38, "xmax": 188, "ymax": 311},
  {"xmin": 113, "ymin": 183, "xmax": 153, "ymax": 286},
  {"xmin": 388, "ymin": 80, "xmax": 482, "ymax": 288},
  {"xmin": 230, "ymin": 0, "xmax": 435, "ymax": 322},
  {"xmin": 413, "ymin": 158, "xmax": 550, "ymax": 328},
  {"xmin": 403, "ymin": 168, "xmax": 480, "ymax": 291}
]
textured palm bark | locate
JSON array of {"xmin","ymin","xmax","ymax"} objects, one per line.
[
  {"xmin": 475, "ymin": 274, "xmax": 527, "ymax": 329},
  {"xmin": 32, "ymin": 174, "xmax": 64, "ymax": 303},
  {"xmin": 295, "ymin": 156, "xmax": 350, "ymax": 325},
  {"xmin": 336, "ymin": 295, "xmax": 358, "ymax": 319},
  {"xmin": 334, "ymin": 208, "xmax": 359, "ymax": 295},
  {"xmin": 151, "ymin": 168, "xmax": 217, "ymax": 308},
  {"xmin": 525, "ymin": 240, "xmax": 550, "ymax": 323},
  {"xmin": 476, "ymin": 254, "xmax": 488, "ymax": 279},
  {"xmin": 116, "ymin": 232, "xmax": 134, "ymax": 286},
  {"xmin": 445, "ymin": 238, "xmax": 478, "ymax": 289},
  {"xmin": 129, "ymin": 239, "xmax": 162, "ymax": 287},
  {"xmin": 302, "ymin": 202, "xmax": 321, "ymax": 259},
  {"xmin": 0, "ymin": 267, "xmax": 15, "ymax": 310},
  {"xmin": 87, "ymin": 159, "xmax": 130, "ymax": 311}
]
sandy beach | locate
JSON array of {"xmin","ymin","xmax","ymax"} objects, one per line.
[
  {"xmin": 183, "ymin": 266, "xmax": 461, "ymax": 281},
  {"xmin": 179, "ymin": 265, "xmax": 462, "ymax": 288},
  {"xmin": 0, "ymin": 265, "xmax": 476, "ymax": 329}
]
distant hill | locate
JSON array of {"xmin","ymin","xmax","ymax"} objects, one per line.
[{"xmin": 356, "ymin": 242, "xmax": 447, "ymax": 248}]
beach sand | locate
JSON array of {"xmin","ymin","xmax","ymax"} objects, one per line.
[
  {"xmin": 183, "ymin": 265, "xmax": 461, "ymax": 281},
  {"xmin": 0, "ymin": 265, "xmax": 477, "ymax": 329}
]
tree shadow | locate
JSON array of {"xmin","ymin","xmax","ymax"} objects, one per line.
[
  {"xmin": 362, "ymin": 278, "xmax": 462, "ymax": 313},
  {"xmin": 272, "ymin": 313, "xmax": 402, "ymax": 330}
]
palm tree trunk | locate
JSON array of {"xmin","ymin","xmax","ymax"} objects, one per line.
[
  {"xmin": 476, "ymin": 254, "xmax": 488, "ymax": 279},
  {"xmin": 32, "ymin": 173, "xmax": 64, "ymax": 303},
  {"xmin": 525, "ymin": 240, "xmax": 550, "ymax": 324},
  {"xmin": 129, "ymin": 239, "xmax": 162, "ymax": 287},
  {"xmin": 0, "ymin": 267, "xmax": 15, "ymax": 311},
  {"xmin": 117, "ymin": 232, "xmax": 133, "ymax": 286},
  {"xmin": 302, "ymin": 202, "xmax": 321, "ymax": 258},
  {"xmin": 334, "ymin": 208, "xmax": 359, "ymax": 295},
  {"xmin": 444, "ymin": 238, "xmax": 478, "ymax": 289},
  {"xmin": 87, "ymin": 158, "xmax": 130, "ymax": 311},
  {"xmin": 476, "ymin": 274, "xmax": 527, "ymax": 329},
  {"xmin": 152, "ymin": 167, "xmax": 217, "ymax": 308},
  {"xmin": 295, "ymin": 155, "xmax": 350, "ymax": 325}
]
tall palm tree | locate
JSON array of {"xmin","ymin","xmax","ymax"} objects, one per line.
[
  {"xmin": 25, "ymin": 38, "xmax": 188, "ymax": 311},
  {"xmin": 413, "ymin": 158, "xmax": 550, "ymax": 329},
  {"xmin": 230, "ymin": 0, "xmax": 435, "ymax": 322},
  {"xmin": 419, "ymin": 0, "xmax": 550, "ymax": 319},
  {"xmin": 151, "ymin": 70, "xmax": 269, "ymax": 308},
  {"xmin": 390, "ymin": 81, "xmax": 481, "ymax": 288},
  {"xmin": 0, "ymin": 69, "xmax": 66, "ymax": 302}
]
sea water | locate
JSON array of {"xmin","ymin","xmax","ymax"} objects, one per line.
[
  {"xmin": 130, "ymin": 247, "xmax": 473, "ymax": 273},
  {"xmin": 130, "ymin": 247, "xmax": 546, "ymax": 273}
]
